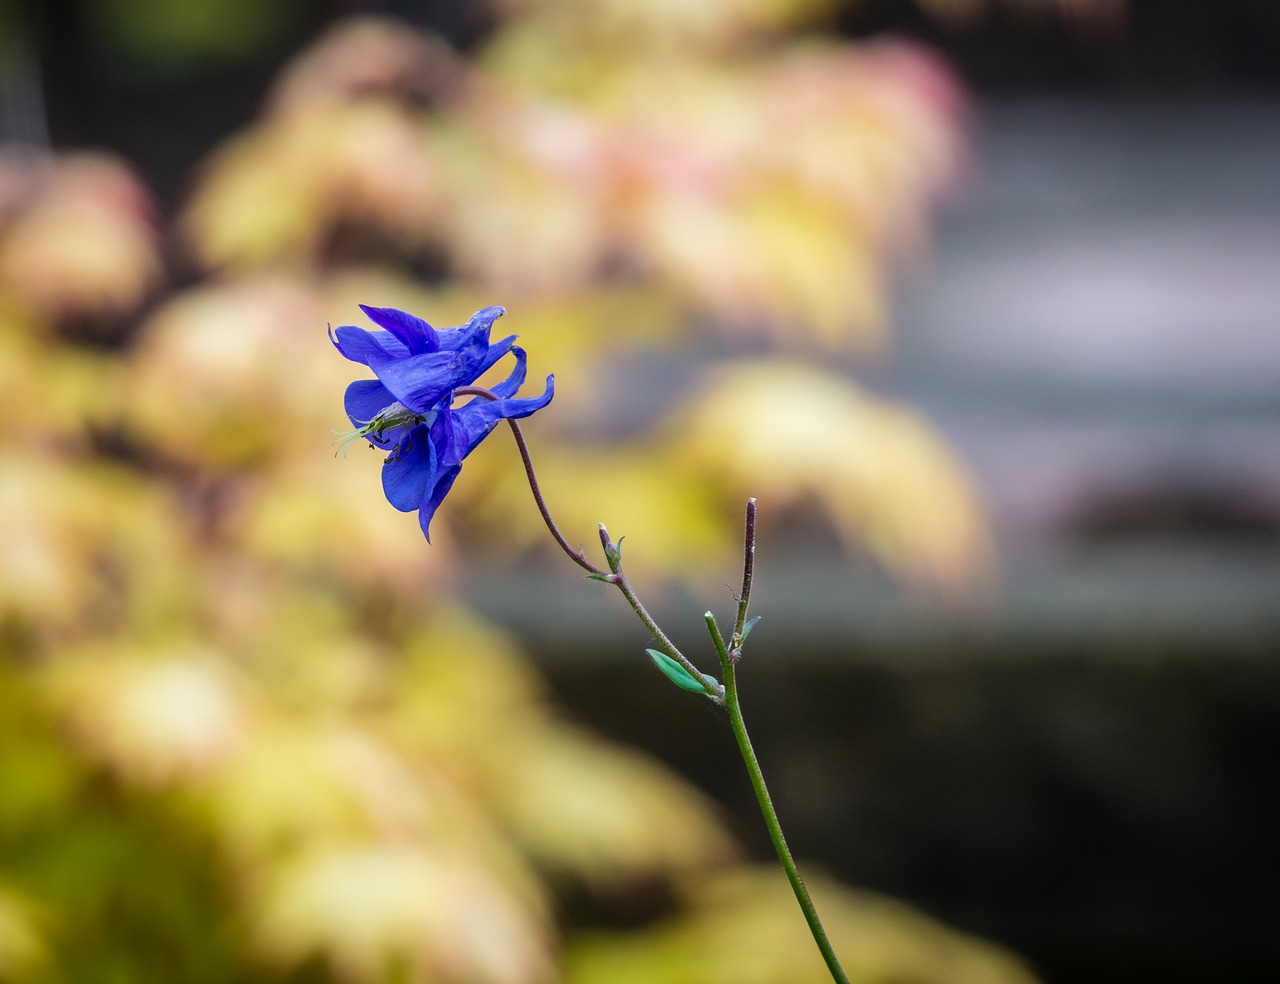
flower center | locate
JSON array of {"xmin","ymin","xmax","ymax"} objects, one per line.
[{"xmin": 333, "ymin": 402, "xmax": 436, "ymax": 458}]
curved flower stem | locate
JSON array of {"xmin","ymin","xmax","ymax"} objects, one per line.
[
  {"xmin": 460, "ymin": 383, "xmax": 713, "ymax": 689},
  {"xmin": 598, "ymin": 524, "xmax": 722, "ymax": 699},
  {"xmin": 707, "ymin": 613, "xmax": 850, "ymax": 984},
  {"xmin": 456, "ymin": 386, "xmax": 606, "ymax": 577}
]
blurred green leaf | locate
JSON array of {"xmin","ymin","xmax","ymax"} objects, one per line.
[
  {"xmin": 647, "ymin": 649, "xmax": 718, "ymax": 695},
  {"xmin": 85, "ymin": 0, "xmax": 304, "ymax": 78}
]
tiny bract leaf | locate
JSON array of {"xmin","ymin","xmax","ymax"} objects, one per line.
[{"xmin": 646, "ymin": 649, "xmax": 718, "ymax": 695}]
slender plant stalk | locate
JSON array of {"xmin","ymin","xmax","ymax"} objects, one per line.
[
  {"xmin": 708, "ymin": 613, "xmax": 850, "ymax": 984},
  {"xmin": 595, "ymin": 524, "xmax": 722, "ymax": 696},
  {"xmin": 731, "ymin": 498, "xmax": 757, "ymax": 646},
  {"xmin": 483, "ymin": 410, "xmax": 850, "ymax": 982},
  {"xmin": 456, "ymin": 385, "xmax": 605, "ymax": 576}
]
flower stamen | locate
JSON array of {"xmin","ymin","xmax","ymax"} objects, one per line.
[{"xmin": 331, "ymin": 402, "xmax": 432, "ymax": 457}]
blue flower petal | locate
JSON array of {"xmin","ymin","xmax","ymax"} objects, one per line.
[
  {"xmin": 475, "ymin": 334, "xmax": 518, "ymax": 380},
  {"xmin": 330, "ymin": 325, "xmax": 409, "ymax": 365},
  {"xmin": 429, "ymin": 406, "xmax": 460, "ymax": 467},
  {"xmin": 344, "ymin": 379, "xmax": 395, "ymax": 425},
  {"xmin": 417, "ymin": 465, "xmax": 461, "ymax": 542},
  {"xmin": 454, "ymin": 374, "xmax": 555, "ymax": 457},
  {"xmin": 415, "ymin": 416, "xmax": 463, "ymax": 541},
  {"xmin": 359, "ymin": 305, "xmax": 439, "ymax": 355},
  {"xmin": 335, "ymin": 304, "xmax": 553, "ymax": 543},
  {"xmin": 373, "ymin": 350, "xmax": 473, "ymax": 413},
  {"xmin": 436, "ymin": 306, "xmax": 505, "ymax": 352},
  {"xmin": 488, "ymin": 346, "xmax": 527, "ymax": 399},
  {"xmin": 380, "ymin": 424, "xmax": 435, "ymax": 511}
]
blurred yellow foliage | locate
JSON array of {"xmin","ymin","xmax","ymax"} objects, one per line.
[
  {"xmin": 487, "ymin": 720, "xmax": 737, "ymax": 886},
  {"xmin": 465, "ymin": 441, "xmax": 735, "ymax": 581},
  {"xmin": 0, "ymin": 883, "xmax": 48, "ymax": 982},
  {"xmin": 184, "ymin": 103, "xmax": 445, "ymax": 271},
  {"xmin": 0, "ymin": 324, "xmax": 123, "ymax": 450},
  {"xmin": 127, "ymin": 279, "xmax": 331, "ymax": 466},
  {"xmin": 0, "ymin": 453, "xmax": 195, "ymax": 635},
  {"xmin": 383, "ymin": 614, "xmax": 736, "ymax": 887},
  {"xmin": 183, "ymin": 12, "xmax": 965, "ymax": 350},
  {"xmin": 252, "ymin": 842, "xmax": 554, "ymax": 984},
  {"xmin": 566, "ymin": 867, "xmax": 1041, "ymax": 984},
  {"xmin": 674, "ymin": 361, "xmax": 994, "ymax": 591},
  {"xmin": 228, "ymin": 441, "xmax": 454, "ymax": 595},
  {"xmin": 493, "ymin": 0, "xmax": 836, "ymax": 49},
  {"xmin": 0, "ymin": 152, "xmax": 163, "ymax": 326},
  {"xmin": 43, "ymin": 641, "xmax": 250, "ymax": 787}
]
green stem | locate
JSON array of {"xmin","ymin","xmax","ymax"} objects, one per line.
[
  {"xmin": 458, "ymin": 386, "xmax": 606, "ymax": 577},
  {"xmin": 494, "ymin": 428, "xmax": 845, "ymax": 979},
  {"xmin": 731, "ymin": 498, "xmax": 756, "ymax": 647},
  {"xmin": 710, "ymin": 505, "xmax": 850, "ymax": 984},
  {"xmin": 602, "ymin": 526, "xmax": 722, "ymax": 699},
  {"xmin": 716, "ymin": 624, "xmax": 855, "ymax": 977}
]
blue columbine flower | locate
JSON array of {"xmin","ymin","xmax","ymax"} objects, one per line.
[{"xmin": 331, "ymin": 304, "xmax": 554, "ymax": 540}]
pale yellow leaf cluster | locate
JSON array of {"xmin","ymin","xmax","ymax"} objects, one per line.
[
  {"xmin": 217, "ymin": 723, "xmax": 554, "ymax": 983},
  {"xmin": 463, "ymin": 441, "xmax": 736, "ymax": 581},
  {"xmin": 0, "ymin": 320, "xmax": 124, "ymax": 451},
  {"xmin": 0, "ymin": 453, "xmax": 195, "ymax": 635},
  {"xmin": 43, "ymin": 642, "xmax": 249, "ymax": 787},
  {"xmin": 227, "ymin": 443, "xmax": 454, "ymax": 596},
  {"xmin": 383, "ymin": 614, "xmax": 736, "ymax": 885},
  {"xmin": 455, "ymin": 356, "xmax": 992, "ymax": 593},
  {"xmin": 673, "ymin": 362, "xmax": 994, "ymax": 593},
  {"xmin": 468, "ymin": 29, "xmax": 964, "ymax": 346},
  {"xmin": 0, "ymin": 883, "xmax": 47, "ymax": 983},
  {"xmin": 0, "ymin": 152, "xmax": 164, "ymax": 325},
  {"xmin": 124, "ymin": 278, "xmax": 329, "ymax": 467},
  {"xmin": 23, "ymin": 583, "xmax": 735, "ymax": 982},
  {"xmin": 566, "ymin": 866, "xmax": 1041, "ymax": 984},
  {"xmin": 181, "ymin": 14, "xmax": 964, "ymax": 349},
  {"xmin": 492, "ymin": 0, "xmax": 835, "ymax": 50},
  {"xmin": 184, "ymin": 103, "xmax": 446, "ymax": 272},
  {"xmin": 253, "ymin": 844, "xmax": 553, "ymax": 984},
  {"xmin": 488, "ymin": 721, "xmax": 737, "ymax": 886}
]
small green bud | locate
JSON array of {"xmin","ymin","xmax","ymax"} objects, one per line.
[{"xmin": 598, "ymin": 525, "xmax": 624, "ymax": 570}]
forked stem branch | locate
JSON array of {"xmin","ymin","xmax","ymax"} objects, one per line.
[{"xmin": 481, "ymin": 403, "xmax": 849, "ymax": 982}]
